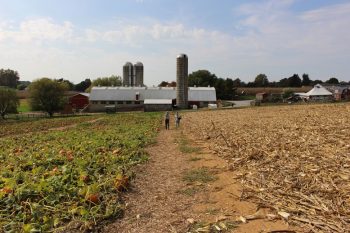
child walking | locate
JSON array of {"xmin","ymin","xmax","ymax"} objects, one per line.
[{"xmin": 165, "ymin": 111, "xmax": 170, "ymax": 130}]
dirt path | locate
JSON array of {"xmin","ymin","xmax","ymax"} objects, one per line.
[
  {"xmin": 103, "ymin": 128, "xmax": 194, "ymax": 233},
  {"xmin": 103, "ymin": 126, "xmax": 298, "ymax": 233}
]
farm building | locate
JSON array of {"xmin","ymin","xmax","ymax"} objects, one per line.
[
  {"xmin": 256, "ymin": 92, "xmax": 269, "ymax": 102},
  {"xmin": 334, "ymin": 87, "xmax": 350, "ymax": 101},
  {"xmin": 89, "ymin": 86, "xmax": 216, "ymax": 112},
  {"xmin": 144, "ymin": 99, "xmax": 173, "ymax": 112},
  {"xmin": 325, "ymin": 85, "xmax": 350, "ymax": 101},
  {"xmin": 68, "ymin": 93, "xmax": 90, "ymax": 110},
  {"xmin": 297, "ymin": 84, "xmax": 333, "ymax": 101}
]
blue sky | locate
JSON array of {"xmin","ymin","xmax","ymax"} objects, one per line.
[{"xmin": 0, "ymin": 0, "xmax": 349, "ymax": 85}]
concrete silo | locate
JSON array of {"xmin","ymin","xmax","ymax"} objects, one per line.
[
  {"xmin": 134, "ymin": 62, "xmax": 144, "ymax": 86},
  {"xmin": 176, "ymin": 54, "xmax": 188, "ymax": 108},
  {"xmin": 123, "ymin": 62, "xmax": 134, "ymax": 86}
]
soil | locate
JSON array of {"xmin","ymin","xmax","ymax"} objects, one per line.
[{"xmin": 102, "ymin": 121, "xmax": 299, "ymax": 233}]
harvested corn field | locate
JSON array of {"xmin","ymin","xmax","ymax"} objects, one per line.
[{"xmin": 183, "ymin": 104, "xmax": 350, "ymax": 232}]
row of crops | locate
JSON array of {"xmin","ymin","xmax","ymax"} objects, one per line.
[
  {"xmin": 0, "ymin": 115, "xmax": 101, "ymax": 137},
  {"xmin": 0, "ymin": 112, "xmax": 161, "ymax": 232}
]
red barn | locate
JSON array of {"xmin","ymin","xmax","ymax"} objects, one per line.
[{"xmin": 69, "ymin": 93, "xmax": 90, "ymax": 110}]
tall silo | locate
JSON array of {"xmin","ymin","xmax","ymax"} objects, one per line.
[
  {"xmin": 123, "ymin": 62, "xmax": 134, "ymax": 86},
  {"xmin": 134, "ymin": 62, "xmax": 144, "ymax": 86},
  {"xmin": 176, "ymin": 54, "xmax": 188, "ymax": 108}
]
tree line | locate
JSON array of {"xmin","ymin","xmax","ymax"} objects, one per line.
[
  {"xmin": 158, "ymin": 70, "xmax": 347, "ymax": 100},
  {"xmin": 0, "ymin": 68, "xmax": 123, "ymax": 92},
  {"xmin": 0, "ymin": 68, "xmax": 124, "ymax": 119},
  {"xmin": 246, "ymin": 73, "xmax": 342, "ymax": 87}
]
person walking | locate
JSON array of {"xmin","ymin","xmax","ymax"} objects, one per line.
[
  {"xmin": 165, "ymin": 111, "xmax": 170, "ymax": 130},
  {"xmin": 175, "ymin": 111, "xmax": 181, "ymax": 128}
]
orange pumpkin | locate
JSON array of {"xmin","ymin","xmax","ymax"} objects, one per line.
[
  {"xmin": 86, "ymin": 194, "xmax": 99, "ymax": 204},
  {"xmin": 1, "ymin": 187, "xmax": 13, "ymax": 194},
  {"xmin": 114, "ymin": 174, "xmax": 129, "ymax": 191}
]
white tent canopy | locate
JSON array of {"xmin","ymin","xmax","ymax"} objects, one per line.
[{"xmin": 306, "ymin": 84, "xmax": 332, "ymax": 96}]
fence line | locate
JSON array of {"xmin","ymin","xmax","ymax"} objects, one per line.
[{"xmin": 4, "ymin": 112, "xmax": 91, "ymax": 120}]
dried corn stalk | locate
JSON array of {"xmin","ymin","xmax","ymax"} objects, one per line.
[{"xmin": 183, "ymin": 104, "xmax": 350, "ymax": 233}]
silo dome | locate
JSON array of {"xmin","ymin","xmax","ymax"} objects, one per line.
[
  {"xmin": 124, "ymin": 62, "xmax": 133, "ymax": 66},
  {"xmin": 177, "ymin": 54, "xmax": 188, "ymax": 58},
  {"xmin": 134, "ymin": 62, "xmax": 143, "ymax": 66}
]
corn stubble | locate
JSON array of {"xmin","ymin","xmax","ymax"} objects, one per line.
[{"xmin": 184, "ymin": 104, "xmax": 350, "ymax": 232}]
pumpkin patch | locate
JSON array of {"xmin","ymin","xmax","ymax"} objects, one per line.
[{"xmin": 0, "ymin": 112, "xmax": 161, "ymax": 232}]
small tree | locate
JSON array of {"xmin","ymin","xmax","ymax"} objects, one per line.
[
  {"xmin": 288, "ymin": 74, "xmax": 302, "ymax": 87},
  {"xmin": 254, "ymin": 74, "xmax": 269, "ymax": 87},
  {"xmin": 0, "ymin": 87, "xmax": 19, "ymax": 119},
  {"xmin": 158, "ymin": 81, "xmax": 169, "ymax": 87},
  {"xmin": 302, "ymin": 74, "xmax": 311, "ymax": 86},
  {"xmin": 28, "ymin": 78, "xmax": 68, "ymax": 117},
  {"xmin": 283, "ymin": 88, "xmax": 294, "ymax": 99},
  {"xmin": 0, "ymin": 69, "xmax": 20, "ymax": 88},
  {"xmin": 75, "ymin": 79, "xmax": 91, "ymax": 92},
  {"xmin": 326, "ymin": 77, "xmax": 339, "ymax": 84}
]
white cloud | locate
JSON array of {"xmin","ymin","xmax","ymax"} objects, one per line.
[
  {"xmin": 0, "ymin": 2, "xmax": 349, "ymax": 84},
  {"xmin": 0, "ymin": 18, "xmax": 74, "ymax": 43}
]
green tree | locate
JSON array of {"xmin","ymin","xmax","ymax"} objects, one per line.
[
  {"xmin": 56, "ymin": 78, "xmax": 75, "ymax": 90},
  {"xmin": 254, "ymin": 74, "xmax": 269, "ymax": 87},
  {"xmin": 0, "ymin": 69, "xmax": 20, "ymax": 88},
  {"xmin": 75, "ymin": 79, "xmax": 91, "ymax": 92},
  {"xmin": 302, "ymin": 74, "xmax": 311, "ymax": 86},
  {"xmin": 277, "ymin": 78, "xmax": 288, "ymax": 87},
  {"xmin": 215, "ymin": 78, "xmax": 226, "ymax": 99},
  {"xmin": 288, "ymin": 74, "xmax": 302, "ymax": 87},
  {"xmin": 326, "ymin": 77, "xmax": 339, "ymax": 84},
  {"xmin": 158, "ymin": 81, "xmax": 176, "ymax": 87},
  {"xmin": 232, "ymin": 78, "xmax": 242, "ymax": 87},
  {"xmin": 282, "ymin": 88, "xmax": 294, "ymax": 99},
  {"xmin": 169, "ymin": 81, "xmax": 177, "ymax": 87},
  {"xmin": 188, "ymin": 70, "xmax": 217, "ymax": 87},
  {"xmin": 311, "ymin": 79, "xmax": 323, "ymax": 85},
  {"xmin": 92, "ymin": 75, "xmax": 122, "ymax": 87},
  {"xmin": 28, "ymin": 78, "xmax": 68, "ymax": 117},
  {"xmin": 158, "ymin": 81, "xmax": 169, "ymax": 87},
  {"xmin": 0, "ymin": 87, "xmax": 19, "ymax": 119},
  {"xmin": 223, "ymin": 78, "xmax": 235, "ymax": 100},
  {"xmin": 86, "ymin": 75, "xmax": 122, "ymax": 92}
]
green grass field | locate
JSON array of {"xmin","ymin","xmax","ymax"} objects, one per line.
[
  {"xmin": 17, "ymin": 99, "xmax": 31, "ymax": 112},
  {"xmin": 236, "ymin": 95, "xmax": 255, "ymax": 100}
]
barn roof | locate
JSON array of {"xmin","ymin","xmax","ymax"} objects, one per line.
[
  {"xmin": 80, "ymin": 93, "xmax": 90, "ymax": 97},
  {"xmin": 189, "ymin": 87, "xmax": 216, "ymax": 101},
  {"xmin": 306, "ymin": 84, "xmax": 332, "ymax": 96},
  {"xmin": 90, "ymin": 86, "xmax": 216, "ymax": 102},
  {"xmin": 144, "ymin": 99, "xmax": 172, "ymax": 105},
  {"xmin": 144, "ymin": 88, "xmax": 176, "ymax": 99},
  {"xmin": 70, "ymin": 93, "xmax": 90, "ymax": 98}
]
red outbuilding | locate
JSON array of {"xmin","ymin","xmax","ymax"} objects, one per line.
[{"xmin": 68, "ymin": 93, "xmax": 90, "ymax": 110}]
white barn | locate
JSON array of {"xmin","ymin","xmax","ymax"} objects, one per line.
[{"xmin": 89, "ymin": 86, "xmax": 216, "ymax": 112}]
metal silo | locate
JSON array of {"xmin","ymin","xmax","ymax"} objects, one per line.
[
  {"xmin": 134, "ymin": 62, "xmax": 144, "ymax": 86},
  {"xmin": 123, "ymin": 62, "xmax": 133, "ymax": 86},
  {"xmin": 176, "ymin": 54, "xmax": 188, "ymax": 108}
]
